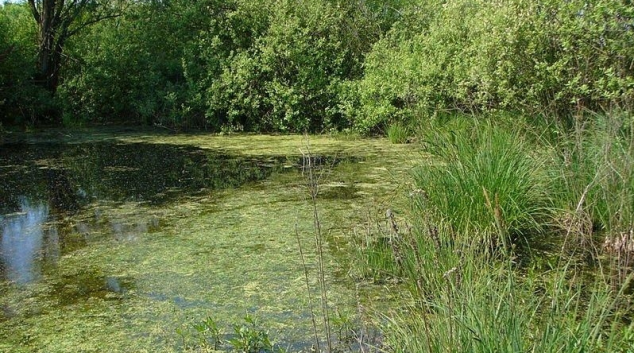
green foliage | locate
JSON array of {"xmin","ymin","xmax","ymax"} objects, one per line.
[
  {"xmin": 229, "ymin": 314, "xmax": 274, "ymax": 353},
  {"xmin": 355, "ymin": 233, "xmax": 402, "ymax": 283},
  {"xmin": 192, "ymin": 316, "xmax": 222, "ymax": 350},
  {"xmin": 59, "ymin": 0, "xmax": 208, "ymax": 126},
  {"xmin": 0, "ymin": 3, "xmax": 49, "ymax": 126},
  {"xmin": 383, "ymin": 227, "xmax": 633, "ymax": 352},
  {"xmin": 547, "ymin": 112, "xmax": 634, "ymax": 243},
  {"xmin": 202, "ymin": 0, "xmax": 379, "ymax": 132},
  {"xmin": 5, "ymin": 0, "xmax": 634, "ymax": 131},
  {"xmin": 353, "ymin": 0, "xmax": 634, "ymax": 132},
  {"xmin": 371, "ymin": 114, "xmax": 634, "ymax": 351},
  {"xmin": 176, "ymin": 314, "xmax": 286, "ymax": 352},
  {"xmin": 347, "ymin": 110, "xmax": 634, "ymax": 352},
  {"xmin": 54, "ymin": 0, "xmax": 386, "ymax": 131}
]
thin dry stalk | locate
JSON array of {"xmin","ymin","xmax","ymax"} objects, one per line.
[
  {"xmin": 301, "ymin": 136, "xmax": 333, "ymax": 352},
  {"xmin": 295, "ymin": 220, "xmax": 321, "ymax": 352},
  {"xmin": 354, "ymin": 283, "xmax": 367, "ymax": 353},
  {"xmin": 560, "ymin": 179, "xmax": 595, "ymax": 257},
  {"xmin": 483, "ymin": 187, "xmax": 507, "ymax": 251}
]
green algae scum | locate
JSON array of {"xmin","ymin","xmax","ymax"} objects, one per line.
[{"xmin": 0, "ymin": 131, "xmax": 418, "ymax": 352}]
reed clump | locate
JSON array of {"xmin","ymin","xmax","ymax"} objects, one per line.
[{"xmin": 361, "ymin": 112, "xmax": 634, "ymax": 352}]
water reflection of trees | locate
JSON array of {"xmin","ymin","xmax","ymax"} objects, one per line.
[
  {"xmin": 1, "ymin": 141, "xmax": 308, "ymax": 213},
  {"xmin": 60, "ymin": 142, "xmax": 290, "ymax": 204},
  {"xmin": 0, "ymin": 141, "xmax": 300, "ymax": 285}
]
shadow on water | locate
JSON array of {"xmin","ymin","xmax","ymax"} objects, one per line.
[
  {"xmin": 0, "ymin": 142, "xmax": 294, "ymax": 212},
  {"xmin": 0, "ymin": 141, "xmax": 359, "ymax": 287}
]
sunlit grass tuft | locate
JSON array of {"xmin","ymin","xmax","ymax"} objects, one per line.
[
  {"xmin": 414, "ymin": 120, "xmax": 550, "ymax": 248},
  {"xmin": 386, "ymin": 123, "xmax": 409, "ymax": 144}
]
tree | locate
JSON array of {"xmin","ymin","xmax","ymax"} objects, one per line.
[
  {"xmin": 1, "ymin": 3, "xmax": 42, "ymax": 126},
  {"xmin": 26, "ymin": 0, "xmax": 119, "ymax": 96}
]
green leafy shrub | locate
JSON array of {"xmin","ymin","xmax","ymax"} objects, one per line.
[
  {"xmin": 57, "ymin": 0, "xmax": 384, "ymax": 131},
  {"xmin": 59, "ymin": 0, "xmax": 216, "ymax": 127},
  {"xmin": 352, "ymin": 0, "xmax": 634, "ymax": 132},
  {"xmin": 0, "ymin": 3, "xmax": 49, "ymax": 126},
  {"xmin": 229, "ymin": 314, "xmax": 274, "ymax": 353},
  {"xmin": 205, "ymin": 0, "xmax": 378, "ymax": 132}
]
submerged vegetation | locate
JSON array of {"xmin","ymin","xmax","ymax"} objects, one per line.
[
  {"xmin": 0, "ymin": 133, "xmax": 417, "ymax": 352},
  {"xmin": 2, "ymin": 0, "xmax": 634, "ymax": 351}
]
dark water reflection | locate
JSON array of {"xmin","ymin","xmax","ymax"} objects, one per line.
[
  {"xmin": 0, "ymin": 142, "xmax": 296, "ymax": 213},
  {"xmin": 0, "ymin": 142, "xmax": 301, "ymax": 285}
]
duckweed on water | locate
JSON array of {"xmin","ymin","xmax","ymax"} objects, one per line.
[{"xmin": 0, "ymin": 131, "xmax": 419, "ymax": 352}]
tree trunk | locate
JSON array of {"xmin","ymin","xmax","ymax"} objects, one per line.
[
  {"xmin": 27, "ymin": 0, "xmax": 120, "ymax": 124},
  {"xmin": 30, "ymin": 0, "xmax": 67, "ymax": 94}
]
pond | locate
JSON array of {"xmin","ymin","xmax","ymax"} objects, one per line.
[{"xmin": 0, "ymin": 130, "xmax": 418, "ymax": 352}]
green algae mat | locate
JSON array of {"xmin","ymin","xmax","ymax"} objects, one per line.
[{"xmin": 0, "ymin": 131, "xmax": 419, "ymax": 352}]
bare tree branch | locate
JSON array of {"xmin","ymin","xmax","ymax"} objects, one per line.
[
  {"xmin": 68, "ymin": 13, "xmax": 122, "ymax": 37},
  {"xmin": 27, "ymin": 0, "xmax": 41, "ymax": 24}
]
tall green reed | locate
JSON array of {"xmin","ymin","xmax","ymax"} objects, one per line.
[
  {"xmin": 549, "ymin": 112, "xmax": 634, "ymax": 239},
  {"xmin": 414, "ymin": 119, "xmax": 550, "ymax": 248},
  {"xmin": 376, "ymin": 114, "xmax": 634, "ymax": 352},
  {"xmin": 383, "ymin": 239, "xmax": 634, "ymax": 352}
]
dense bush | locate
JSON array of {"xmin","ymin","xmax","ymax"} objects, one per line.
[
  {"xmin": 58, "ymin": 0, "xmax": 222, "ymax": 126},
  {"xmin": 353, "ymin": 0, "xmax": 634, "ymax": 132},
  {"xmin": 4, "ymin": 0, "xmax": 633, "ymax": 132},
  {"xmin": 52, "ymin": 0, "xmax": 387, "ymax": 131},
  {"xmin": 200, "ymin": 0, "xmax": 379, "ymax": 132}
]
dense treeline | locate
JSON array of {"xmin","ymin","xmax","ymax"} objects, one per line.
[{"xmin": 0, "ymin": 0, "xmax": 633, "ymax": 132}]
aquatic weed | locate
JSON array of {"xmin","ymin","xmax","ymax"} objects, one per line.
[
  {"xmin": 192, "ymin": 316, "xmax": 222, "ymax": 350},
  {"xmin": 229, "ymin": 313, "xmax": 274, "ymax": 353}
]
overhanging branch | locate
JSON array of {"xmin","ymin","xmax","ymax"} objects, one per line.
[
  {"xmin": 67, "ymin": 12, "xmax": 122, "ymax": 37},
  {"xmin": 27, "ymin": 0, "xmax": 41, "ymax": 24}
]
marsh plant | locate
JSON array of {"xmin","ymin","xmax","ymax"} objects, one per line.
[
  {"xmin": 348, "ymin": 114, "xmax": 634, "ymax": 352},
  {"xmin": 192, "ymin": 317, "xmax": 222, "ymax": 351},
  {"xmin": 386, "ymin": 123, "xmax": 409, "ymax": 144},
  {"xmin": 415, "ymin": 119, "xmax": 549, "ymax": 248},
  {"xmin": 381, "ymin": 230, "xmax": 634, "ymax": 352},
  {"xmin": 548, "ymin": 112, "xmax": 634, "ymax": 246},
  {"xmin": 229, "ymin": 314, "xmax": 275, "ymax": 353},
  {"xmin": 295, "ymin": 138, "xmax": 386, "ymax": 353},
  {"xmin": 364, "ymin": 113, "xmax": 634, "ymax": 352},
  {"xmin": 178, "ymin": 314, "xmax": 280, "ymax": 353},
  {"xmin": 352, "ymin": 209, "xmax": 406, "ymax": 284}
]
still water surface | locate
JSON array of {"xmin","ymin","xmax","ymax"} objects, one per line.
[
  {"xmin": 0, "ymin": 142, "xmax": 293, "ymax": 284},
  {"xmin": 0, "ymin": 133, "xmax": 414, "ymax": 352}
]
